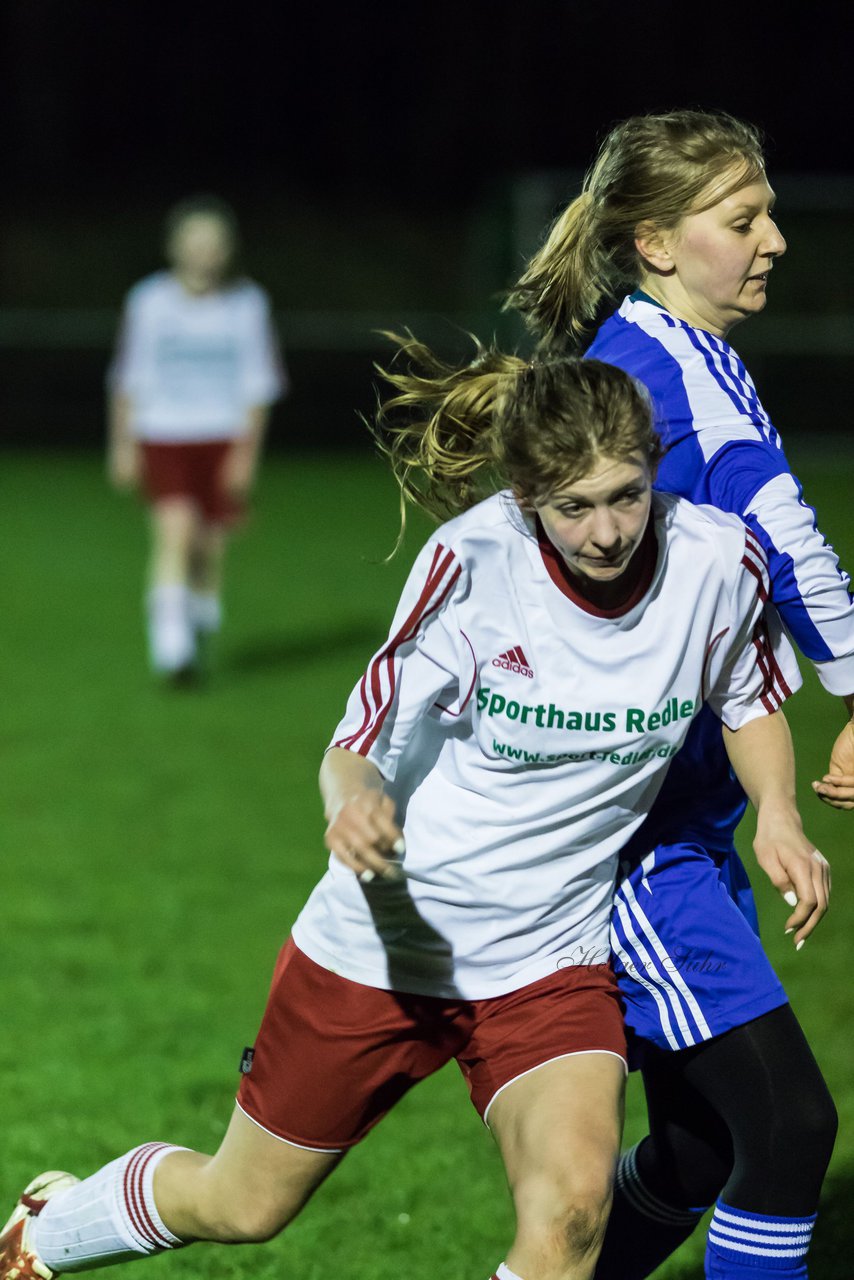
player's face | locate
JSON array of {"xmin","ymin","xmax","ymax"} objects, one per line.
[
  {"xmin": 169, "ymin": 214, "xmax": 234, "ymax": 290},
  {"xmin": 638, "ymin": 169, "xmax": 786, "ymax": 336},
  {"xmin": 534, "ymin": 453, "xmax": 652, "ymax": 585}
]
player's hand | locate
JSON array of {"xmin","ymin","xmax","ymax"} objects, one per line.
[
  {"xmin": 324, "ymin": 790, "xmax": 405, "ymax": 884},
  {"xmin": 107, "ymin": 441, "xmax": 140, "ymax": 490},
  {"xmin": 753, "ymin": 810, "xmax": 830, "ymax": 948},
  {"xmin": 221, "ymin": 443, "xmax": 257, "ymax": 500},
  {"xmin": 812, "ymin": 718, "xmax": 854, "ymax": 810}
]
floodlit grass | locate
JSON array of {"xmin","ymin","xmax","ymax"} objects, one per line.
[{"xmin": 3, "ymin": 448, "xmax": 853, "ymax": 1278}]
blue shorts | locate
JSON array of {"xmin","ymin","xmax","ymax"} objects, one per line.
[{"xmin": 610, "ymin": 842, "xmax": 788, "ymax": 1057}]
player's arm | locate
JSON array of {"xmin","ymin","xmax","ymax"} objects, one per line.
[
  {"xmin": 321, "ymin": 538, "xmax": 466, "ymax": 882},
  {"xmin": 222, "ymin": 404, "xmax": 270, "ymax": 499},
  {"xmin": 708, "ymin": 445, "xmax": 854, "ymax": 808},
  {"xmin": 106, "ymin": 297, "xmax": 143, "ymax": 490},
  {"xmin": 105, "ymin": 391, "xmax": 141, "ymax": 490},
  {"xmin": 319, "ymin": 747, "xmax": 405, "ymax": 882},
  {"xmin": 723, "ymin": 711, "xmax": 830, "ymax": 947}
]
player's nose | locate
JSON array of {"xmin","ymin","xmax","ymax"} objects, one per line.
[
  {"xmin": 763, "ymin": 219, "xmax": 787, "ymax": 259},
  {"xmin": 589, "ymin": 508, "xmax": 621, "ymax": 549}
]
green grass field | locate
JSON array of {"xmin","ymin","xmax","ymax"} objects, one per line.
[{"xmin": 3, "ymin": 448, "xmax": 853, "ymax": 1278}]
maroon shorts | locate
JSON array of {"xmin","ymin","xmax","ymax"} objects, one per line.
[
  {"xmin": 140, "ymin": 441, "xmax": 243, "ymax": 525},
  {"xmin": 236, "ymin": 939, "xmax": 626, "ymax": 1151}
]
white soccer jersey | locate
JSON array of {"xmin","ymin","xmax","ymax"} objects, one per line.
[
  {"xmin": 292, "ymin": 492, "xmax": 800, "ymax": 1000},
  {"xmin": 109, "ymin": 271, "xmax": 287, "ymax": 441}
]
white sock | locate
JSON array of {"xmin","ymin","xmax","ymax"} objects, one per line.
[
  {"xmin": 189, "ymin": 591, "xmax": 222, "ymax": 635},
  {"xmin": 146, "ymin": 584, "xmax": 195, "ymax": 672},
  {"xmin": 492, "ymin": 1266, "xmax": 525, "ymax": 1280},
  {"xmin": 30, "ymin": 1143, "xmax": 185, "ymax": 1272}
]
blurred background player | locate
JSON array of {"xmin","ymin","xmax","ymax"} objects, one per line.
[
  {"xmin": 106, "ymin": 194, "xmax": 287, "ymax": 679},
  {"xmin": 0, "ymin": 354, "xmax": 822, "ymax": 1280},
  {"xmin": 507, "ymin": 108, "xmax": 854, "ymax": 1279}
]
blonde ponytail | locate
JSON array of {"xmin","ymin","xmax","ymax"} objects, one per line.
[{"xmin": 504, "ymin": 190, "xmax": 614, "ymax": 348}]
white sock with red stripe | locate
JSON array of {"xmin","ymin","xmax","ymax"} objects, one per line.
[
  {"xmin": 29, "ymin": 1143, "xmax": 185, "ymax": 1271},
  {"xmin": 489, "ymin": 1266, "xmax": 524, "ymax": 1280}
]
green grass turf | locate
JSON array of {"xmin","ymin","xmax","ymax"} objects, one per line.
[{"xmin": 3, "ymin": 447, "xmax": 853, "ymax": 1278}]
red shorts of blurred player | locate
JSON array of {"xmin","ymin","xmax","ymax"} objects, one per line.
[
  {"xmin": 140, "ymin": 440, "xmax": 243, "ymax": 525},
  {"xmin": 236, "ymin": 937, "xmax": 627, "ymax": 1152}
]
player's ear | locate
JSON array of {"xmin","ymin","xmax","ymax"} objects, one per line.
[
  {"xmin": 635, "ymin": 221, "xmax": 675, "ymax": 273},
  {"xmin": 513, "ymin": 485, "xmax": 536, "ymax": 514}
]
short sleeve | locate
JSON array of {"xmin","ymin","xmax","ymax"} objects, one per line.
[
  {"xmin": 330, "ymin": 539, "xmax": 468, "ymax": 779},
  {"xmin": 705, "ymin": 527, "xmax": 803, "ymax": 730}
]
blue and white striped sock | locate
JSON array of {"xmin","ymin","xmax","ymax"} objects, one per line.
[
  {"xmin": 617, "ymin": 1141, "xmax": 707, "ymax": 1230},
  {"xmin": 593, "ymin": 1141, "xmax": 707, "ymax": 1279},
  {"xmin": 706, "ymin": 1200, "xmax": 816, "ymax": 1277}
]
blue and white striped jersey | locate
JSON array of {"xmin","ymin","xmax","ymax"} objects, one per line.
[{"xmin": 588, "ymin": 292, "xmax": 854, "ymax": 853}]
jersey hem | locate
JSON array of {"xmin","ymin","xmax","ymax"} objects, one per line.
[{"xmin": 290, "ymin": 927, "xmax": 612, "ymax": 1002}]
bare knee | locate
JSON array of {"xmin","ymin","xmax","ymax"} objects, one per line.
[
  {"xmin": 513, "ymin": 1169, "xmax": 613, "ymax": 1267},
  {"xmin": 562, "ymin": 1196, "xmax": 611, "ymax": 1258}
]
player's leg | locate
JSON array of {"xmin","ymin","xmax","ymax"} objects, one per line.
[
  {"xmin": 146, "ymin": 497, "xmax": 200, "ymax": 674},
  {"xmin": 7, "ymin": 1111, "xmax": 340, "ymax": 1276},
  {"xmin": 2, "ymin": 939, "xmax": 464, "ymax": 1277},
  {"xmin": 154, "ymin": 1105, "xmax": 341, "ymax": 1241},
  {"xmin": 188, "ymin": 521, "xmax": 227, "ymax": 640},
  {"xmin": 593, "ymin": 1045, "xmax": 732, "ymax": 1279},
  {"xmin": 186, "ymin": 440, "xmax": 239, "ymax": 644},
  {"xmin": 679, "ymin": 1004, "xmax": 836, "ymax": 1278},
  {"xmin": 599, "ymin": 842, "xmax": 836, "ymax": 1278},
  {"xmin": 489, "ymin": 1053, "xmax": 625, "ymax": 1280},
  {"xmin": 458, "ymin": 962, "xmax": 628, "ymax": 1280}
]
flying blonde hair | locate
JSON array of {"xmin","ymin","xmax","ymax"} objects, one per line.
[{"xmin": 370, "ymin": 331, "xmax": 661, "ymax": 545}]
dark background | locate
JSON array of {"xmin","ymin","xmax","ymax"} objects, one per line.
[{"xmin": 2, "ymin": 2, "xmax": 852, "ymax": 449}]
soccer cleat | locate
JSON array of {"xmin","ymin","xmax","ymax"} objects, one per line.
[{"xmin": 0, "ymin": 1171, "xmax": 79, "ymax": 1280}]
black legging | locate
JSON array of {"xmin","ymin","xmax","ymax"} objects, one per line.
[{"xmin": 636, "ymin": 1003, "xmax": 838, "ymax": 1216}]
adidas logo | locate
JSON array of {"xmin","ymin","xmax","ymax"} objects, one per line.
[{"xmin": 492, "ymin": 645, "xmax": 534, "ymax": 678}]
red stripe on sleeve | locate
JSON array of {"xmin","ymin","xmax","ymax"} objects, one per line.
[
  {"xmin": 741, "ymin": 551, "xmax": 769, "ymax": 603},
  {"xmin": 701, "ymin": 627, "xmax": 730, "ymax": 701},
  {"xmin": 335, "ymin": 543, "xmax": 451, "ymax": 752},
  {"xmin": 751, "ymin": 619, "xmax": 785, "ymax": 713},
  {"xmin": 764, "ymin": 642, "xmax": 794, "ymax": 700},
  {"xmin": 360, "ymin": 565, "xmax": 462, "ymax": 756},
  {"xmin": 334, "ymin": 544, "xmax": 462, "ymax": 755},
  {"xmin": 752, "ymin": 618, "xmax": 792, "ymax": 706}
]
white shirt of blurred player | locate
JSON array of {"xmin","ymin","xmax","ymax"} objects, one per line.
[
  {"xmin": 109, "ymin": 271, "xmax": 286, "ymax": 441},
  {"xmin": 293, "ymin": 491, "xmax": 799, "ymax": 1000}
]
